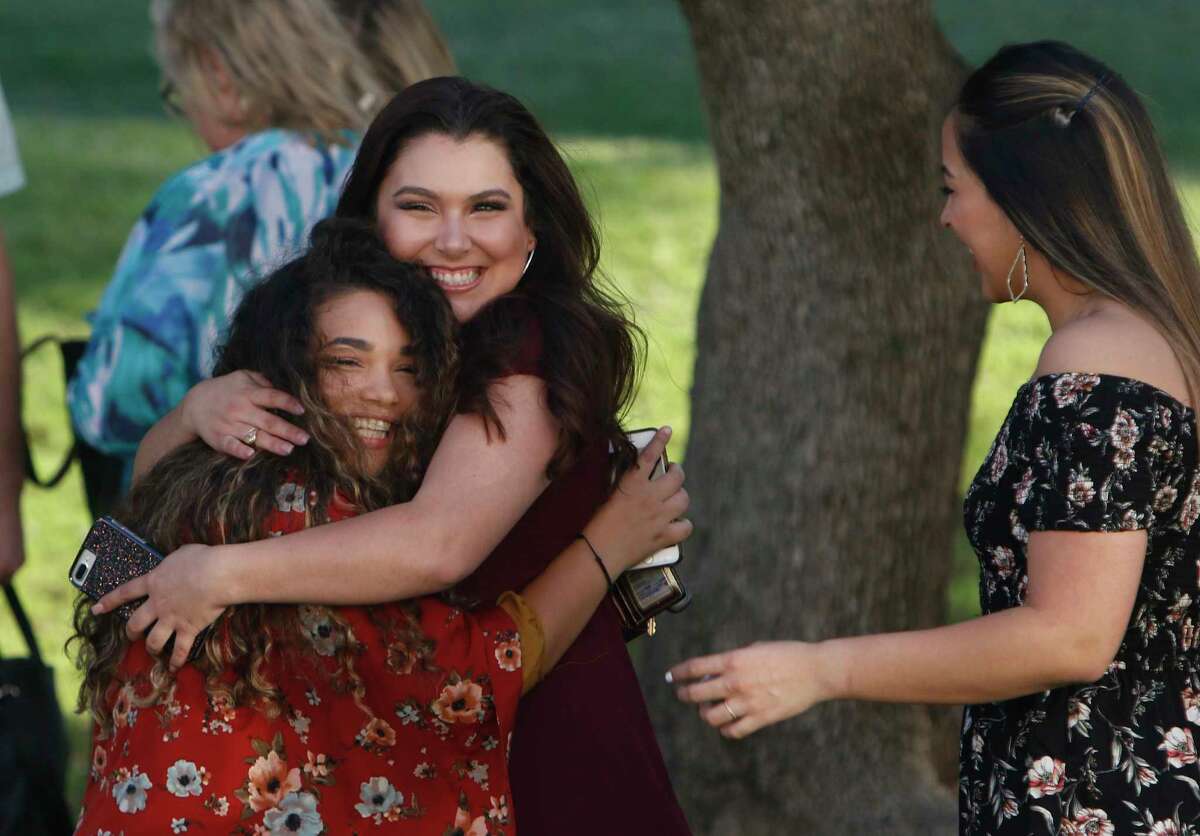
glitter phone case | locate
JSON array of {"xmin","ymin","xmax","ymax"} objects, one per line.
[
  {"xmin": 70, "ymin": 516, "xmax": 163, "ymax": 619},
  {"xmin": 69, "ymin": 516, "xmax": 208, "ymax": 660}
]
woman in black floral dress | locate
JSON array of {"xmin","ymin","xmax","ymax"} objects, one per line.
[{"xmin": 669, "ymin": 41, "xmax": 1200, "ymax": 835}]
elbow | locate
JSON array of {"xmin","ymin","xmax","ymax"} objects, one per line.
[
  {"xmin": 1053, "ymin": 634, "xmax": 1121, "ymax": 686},
  {"xmin": 426, "ymin": 531, "xmax": 486, "ymax": 589}
]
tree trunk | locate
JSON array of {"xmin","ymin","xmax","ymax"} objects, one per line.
[{"xmin": 640, "ymin": 2, "xmax": 984, "ymax": 833}]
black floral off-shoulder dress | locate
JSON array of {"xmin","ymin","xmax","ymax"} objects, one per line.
[{"xmin": 960, "ymin": 373, "xmax": 1200, "ymax": 836}]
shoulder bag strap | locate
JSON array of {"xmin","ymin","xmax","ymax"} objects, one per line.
[{"xmin": 2, "ymin": 583, "xmax": 44, "ymax": 664}]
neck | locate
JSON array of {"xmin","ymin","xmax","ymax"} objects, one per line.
[{"xmin": 1025, "ymin": 260, "xmax": 1106, "ymax": 331}]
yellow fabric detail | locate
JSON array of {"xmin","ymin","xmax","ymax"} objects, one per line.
[{"xmin": 498, "ymin": 591, "xmax": 545, "ymax": 694}]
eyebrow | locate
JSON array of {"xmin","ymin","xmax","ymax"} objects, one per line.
[
  {"xmin": 391, "ymin": 185, "xmax": 513, "ymax": 201},
  {"xmin": 323, "ymin": 337, "xmax": 372, "ymax": 350}
]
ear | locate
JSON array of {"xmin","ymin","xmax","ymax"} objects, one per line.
[{"xmin": 198, "ymin": 46, "xmax": 244, "ymax": 120}]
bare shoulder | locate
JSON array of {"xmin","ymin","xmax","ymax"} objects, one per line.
[{"xmin": 1034, "ymin": 304, "xmax": 1192, "ymax": 408}]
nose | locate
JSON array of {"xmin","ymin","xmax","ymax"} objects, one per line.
[
  {"xmin": 362, "ymin": 364, "xmax": 401, "ymax": 407},
  {"xmin": 434, "ymin": 212, "xmax": 469, "ymax": 258},
  {"xmin": 939, "ymin": 200, "xmax": 952, "ymax": 230}
]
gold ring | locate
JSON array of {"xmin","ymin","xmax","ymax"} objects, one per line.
[
  {"xmin": 241, "ymin": 427, "xmax": 258, "ymax": 447},
  {"xmin": 723, "ymin": 702, "xmax": 738, "ymax": 722}
]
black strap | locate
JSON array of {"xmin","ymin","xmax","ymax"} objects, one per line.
[
  {"xmin": 2, "ymin": 583, "xmax": 43, "ymax": 664},
  {"xmin": 21, "ymin": 335, "xmax": 79, "ymax": 489}
]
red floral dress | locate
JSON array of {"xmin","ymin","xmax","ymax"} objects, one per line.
[{"xmin": 75, "ymin": 489, "xmax": 527, "ymax": 835}]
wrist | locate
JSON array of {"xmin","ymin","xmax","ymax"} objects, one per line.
[
  {"xmin": 206, "ymin": 543, "xmax": 242, "ymax": 607},
  {"xmin": 812, "ymin": 638, "xmax": 851, "ymax": 703},
  {"xmin": 579, "ymin": 521, "xmax": 625, "ymax": 578}
]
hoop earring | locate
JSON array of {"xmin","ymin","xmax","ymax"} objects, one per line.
[
  {"xmin": 521, "ymin": 247, "xmax": 535, "ymax": 278},
  {"xmin": 1006, "ymin": 238, "xmax": 1030, "ymax": 303}
]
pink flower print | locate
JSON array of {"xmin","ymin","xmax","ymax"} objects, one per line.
[
  {"xmin": 1026, "ymin": 755, "xmax": 1066, "ymax": 798},
  {"xmin": 1159, "ymin": 726, "xmax": 1198, "ymax": 768}
]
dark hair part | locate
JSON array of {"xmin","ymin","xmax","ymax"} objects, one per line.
[
  {"xmin": 72, "ymin": 218, "xmax": 459, "ymax": 733},
  {"xmin": 338, "ymin": 76, "xmax": 642, "ymax": 478},
  {"xmin": 955, "ymin": 40, "xmax": 1200, "ymax": 404}
]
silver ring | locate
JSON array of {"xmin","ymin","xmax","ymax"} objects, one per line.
[
  {"xmin": 241, "ymin": 426, "xmax": 258, "ymax": 447},
  {"xmin": 723, "ymin": 702, "xmax": 738, "ymax": 722}
]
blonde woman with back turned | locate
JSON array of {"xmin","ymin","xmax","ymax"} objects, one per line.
[
  {"xmin": 671, "ymin": 41, "xmax": 1200, "ymax": 835},
  {"xmin": 66, "ymin": 0, "xmax": 386, "ymax": 496}
]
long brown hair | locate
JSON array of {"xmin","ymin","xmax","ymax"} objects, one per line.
[
  {"xmin": 956, "ymin": 41, "xmax": 1200, "ymax": 405},
  {"xmin": 338, "ymin": 77, "xmax": 642, "ymax": 478},
  {"xmin": 71, "ymin": 219, "xmax": 459, "ymax": 735}
]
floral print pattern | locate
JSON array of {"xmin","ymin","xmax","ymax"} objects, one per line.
[
  {"xmin": 961, "ymin": 374, "xmax": 1200, "ymax": 834},
  {"xmin": 75, "ymin": 494, "xmax": 524, "ymax": 834}
]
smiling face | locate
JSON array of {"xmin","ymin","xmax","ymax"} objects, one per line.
[
  {"xmin": 373, "ymin": 132, "xmax": 537, "ymax": 323},
  {"xmin": 939, "ymin": 115, "xmax": 1025, "ymax": 302},
  {"xmin": 314, "ymin": 289, "xmax": 421, "ymax": 475}
]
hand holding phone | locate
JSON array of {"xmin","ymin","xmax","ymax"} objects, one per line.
[
  {"xmin": 625, "ymin": 428, "xmax": 683, "ymax": 570},
  {"xmin": 70, "ymin": 517, "xmax": 209, "ymax": 661}
]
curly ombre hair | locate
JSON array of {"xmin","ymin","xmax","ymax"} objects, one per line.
[
  {"xmin": 72, "ymin": 219, "xmax": 459, "ymax": 735},
  {"xmin": 151, "ymin": 0, "xmax": 387, "ymax": 140}
]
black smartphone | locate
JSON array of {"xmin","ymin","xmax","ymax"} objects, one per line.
[{"xmin": 69, "ymin": 516, "xmax": 208, "ymax": 660}]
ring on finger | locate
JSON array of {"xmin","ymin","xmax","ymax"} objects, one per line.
[
  {"xmin": 241, "ymin": 426, "xmax": 259, "ymax": 447},
  {"xmin": 722, "ymin": 701, "xmax": 738, "ymax": 722}
]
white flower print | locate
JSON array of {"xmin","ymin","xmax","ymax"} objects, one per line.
[
  {"xmin": 1155, "ymin": 485, "xmax": 1179, "ymax": 513},
  {"xmin": 1052, "ymin": 373, "xmax": 1099, "ymax": 407},
  {"xmin": 1066, "ymin": 468, "xmax": 1097, "ymax": 507},
  {"xmin": 171, "ymin": 818, "xmax": 188, "ymax": 834},
  {"xmin": 1109, "ymin": 408, "xmax": 1140, "ymax": 453},
  {"xmin": 354, "ymin": 776, "xmax": 401, "ymax": 819},
  {"xmin": 275, "ymin": 482, "xmax": 305, "ymax": 513},
  {"xmin": 1060, "ymin": 807, "xmax": 1114, "ymax": 836},
  {"xmin": 1026, "ymin": 755, "xmax": 1066, "ymax": 798},
  {"xmin": 1014, "ymin": 468, "xmax": 1035, "ymax": 506},
  {"xmin": 488, "ymin": 794, "xmax": 510, "ymax": 824},
  {"xmin": 297, "ymin": 605, "xmax": 339, "ymax": 656},
  {"xmin": 289, "ymin": 711, "xmax": 311, "ymax": 742},
  {"xmin": 989, "ymin": 546, "xmax": 1015, "ymax": 580},
  {"xmin": 1184, "ymin": 688, "xmax": 1200, "ymax": 727},
  {"xmin": 1159, "ymin": 727, "xmax": 1198, "ymax": 768},
  {"xmin": 1167, "ymin": 592, "xmax": 1192, "ymax": 623},
  {"xmin": 467, "ymin": 759, "xmax": 489, "ymax": 789},
  {"xmin": 112, "ymin": 768, "xmax": 152, "ymax": 813},
  {"xmin": 165, "ymin": 759, "xmax": 203, "ymax": 798},
  {"xmin": 263, "ymin": 792, "xmax": 323, "ymax": 835},
  {"xmin": 989, "ymin": 438, "xmax": 1009, "ymax": 484},
  {"xmin": 1151, "ymin": 820, "xmax": 1181, "ymax": 836},
  {"xmin": 1067, "ymin": 698, "xmax": 1091, "ymax": 737},
  {"xmin": 1009, "ymin": 510, "xmax": 1028, "ymax": 545}
]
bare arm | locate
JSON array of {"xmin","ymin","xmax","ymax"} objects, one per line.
[
  {"xmin": 101, "ymin": 375, "xmax": 559, "ymax": 668},
  {"xmin": 671, "ymin": 528, "xmax": 1145, "ymax": 738},
  {"xmin": 0, "ymin": 228, "xmax": 24, "ymax": 581}
]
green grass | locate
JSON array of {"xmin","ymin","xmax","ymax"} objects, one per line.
[{"xmin": 4, "ymin": 0, "xmax": 1200, "ymax": 812}]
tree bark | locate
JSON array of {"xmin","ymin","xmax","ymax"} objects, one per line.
[{"xmin": 640, "ymin": 2, "xmax": 984, "ymax": 833}]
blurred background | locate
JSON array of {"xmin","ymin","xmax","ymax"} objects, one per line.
[{"xmin": 2, "ymin": 0, "xmax": 1199, "ymax": 807}]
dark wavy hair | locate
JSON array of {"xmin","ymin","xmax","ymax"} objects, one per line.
[
  {"xmin": 955, "ymin": 41, "xmax": 1200, "ymax": 404},
  {"xmin": 337, "ymin": 76, "xmax": 641, "ymax": 478},
  {"xmin": 71, "ymin": 218, "xmax": 459, "ymax": 733}
]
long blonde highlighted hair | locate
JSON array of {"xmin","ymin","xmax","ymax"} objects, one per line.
[
  {"xmin": 333, "ymin": 0, "xmax": 457, "ymax": 97},
  {"xmin": 151, "ymin": 0, "xmax": 386, "ymax": 140},
  {"xmin": 955, "ymin": 41, "xmax": 1200, "ymax": 407}
]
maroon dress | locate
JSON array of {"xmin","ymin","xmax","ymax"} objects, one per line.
[{"xmin": 455, "ymin": 313, "xmax": 692, "ymax": 835}]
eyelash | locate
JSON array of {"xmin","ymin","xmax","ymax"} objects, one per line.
[
  {"xmin": 940, "ymin": 186, "xmax": 954, "ymax": 196},
  {"xmin": 396, "ymin": 201, "xmax": 507, "ymax": 213},
  {"xmin": 322, "ymin": 357, "xmax": 415, "ymax": 374}
]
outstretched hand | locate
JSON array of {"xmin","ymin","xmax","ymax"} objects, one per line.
[
  {"xmin": 667, "ymin": 641, "xmax": 835, "ymax": 739},
  {"xmin": 182, "ymin": 370, "xmax": 309, "ymax": 459},
  {"xmin": 91, "ymin": 543, "xmax": 226, "ymax": 671}
]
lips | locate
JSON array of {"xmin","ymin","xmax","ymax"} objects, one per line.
[{"xmin": 429, "ymin": 267, "xmax": 483, "ymax": 293}]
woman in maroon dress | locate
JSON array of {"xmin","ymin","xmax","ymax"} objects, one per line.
[{"xmin": 98, "ymin": 78, "xmax": 693, "ymax": 834}]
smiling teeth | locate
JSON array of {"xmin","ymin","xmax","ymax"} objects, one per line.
[
  {"xmin": 430, "ymin": 268, "xmax": 480, "ymax": 287},
  {"xmin": 352, "ymin": 417, "xmax": 391, "ymax": 439}
]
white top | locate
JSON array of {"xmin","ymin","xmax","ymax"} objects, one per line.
[{"xmin": 0, "ymin": 77, "xmax": 25, "ymax": 198}]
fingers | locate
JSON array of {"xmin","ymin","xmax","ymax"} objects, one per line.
[
  {"xmin": 168, "ymin": 630, "xmax": 196, "ymax": 671},
  {"xmin": 144, "ymin": 619, "xmax": 174, "ymax": 657},
  {"xmin": 124, "ymin": 598, "xmax": 158, "ymax": 639},
  {"xmin": 662, "ymin": 518, "xmax": 693, "ymax": 547},
  {"xmin": 675, "ymin": 674, "xmax": 729, "ymax": 704},
  {"xmin": 636, "ymin": 426, "xmax": 671, "ymax": 474},
  {"xmin": 93, "ymin": 576, "xmax": 147, "ymax": 615},
  {"xmin": 663, "ymin": 486, "xmax": 689, "ymax": 519},
  {"xmin": 652, "ymin": 462, "xmax": 686, "ymax": 496},
  {"xmin": 666, "ymin": 652, "xmax": 728, "ymax": 685}
]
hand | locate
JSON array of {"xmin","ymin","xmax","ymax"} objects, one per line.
[
  {"xmin": 667, "ymin": 641, "xmax": 836, "ymax": 739},
  {"xmin": 0, "ymin": 496, "xmax": 24, "ymax": 583},
  {"xmin": 584, "ymin": 426, "xmax": 692, "ymax": 576},
  {"xmin": 181, "ymin": 370, "xmax": 309, "ymax": 459},
  {"xmin": 92, "ymin": 543, "xmax": 227, "ymax": 670}
]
